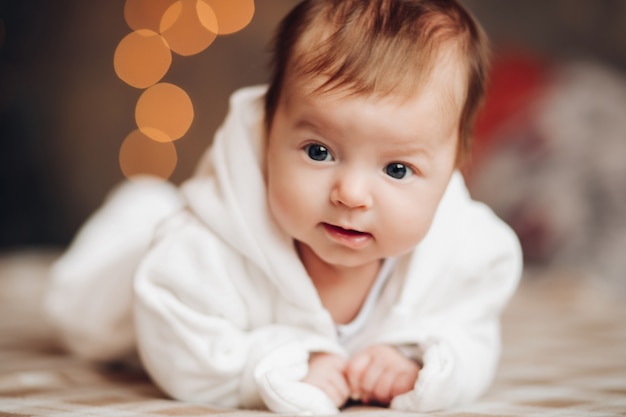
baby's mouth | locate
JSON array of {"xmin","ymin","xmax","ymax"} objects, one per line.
[
  {"xmin": 322, "ymin": 223, "xmax": 373, "ymax": 248},
  {"xmin": 325, "ymin": 224, "xmax": 365, "ymax": 235}
]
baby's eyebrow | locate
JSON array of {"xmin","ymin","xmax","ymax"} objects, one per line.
[
  {"xmin": 386, "ymin": 141, "xmax": 432, "ymax": 159},
  {"xmin": 294, "ymin": 119, "xmax": 319, "ymax": 131},
  {"xmin": 293, "ymin": 117, "xmax": 333, "ymax": 139}
]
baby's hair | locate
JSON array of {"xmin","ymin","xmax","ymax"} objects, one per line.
[{"xmin": 264, "ymin": 0, "xmax": 490, "ymax": 166}]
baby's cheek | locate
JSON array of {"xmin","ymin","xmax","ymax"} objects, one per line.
[
  {"xmin": 272, "ymin": 186, "xmax": 298, "ymax": 214},
  {"xmin": 393, "ymin": 210, "xmax": 432, "ymax": 246},
  {"xmin": 268, "ymin": 189, "xmax": 286, "ymax": 220},
  {"xmin": 268, "ymin": 181, "xmax": 302, "ymax": 228}
]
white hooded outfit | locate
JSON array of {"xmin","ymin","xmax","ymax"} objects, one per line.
[{"xmin": 45, "ymin": 85, "xmax": 522, "ymax": 415}]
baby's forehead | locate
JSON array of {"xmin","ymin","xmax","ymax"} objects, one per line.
[
  {"xmin": 282, "ymin": 63, "xmax": 466, "ymax": 144},
  {"xmin": 286, "ymin": 45, "xmax": 468, "ymax": 114}
]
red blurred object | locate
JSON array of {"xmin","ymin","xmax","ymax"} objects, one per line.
[{"xmin": 470, "ymin": 48, "xmax": 551, "ymax": 168}]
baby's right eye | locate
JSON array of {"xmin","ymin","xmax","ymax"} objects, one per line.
[{"xmin": 304, "ymin": 143, "xmax": 333, "ymax": 162}]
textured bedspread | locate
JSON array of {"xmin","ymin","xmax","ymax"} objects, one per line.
[{"xmin": 1, "ymin": 251, "xmax": 625, "ymax": 416}]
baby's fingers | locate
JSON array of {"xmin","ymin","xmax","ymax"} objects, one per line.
[
  {"xmin": 345, "ymin": 352, "xmax": 371, "ymax": 401},
  {"xmin": 390, "ymin": 371, "xmax": 419, "ymax": 399},
  {"xmin": 359, "ymin": 360, "xmax": 385, "ymax": 404},
  {"xmin": 327, "ymin": 371, "xmax": 350, "ymax": 407},
  {"xmin": 370, "ymin": 368, "xmax": 396, "ymax": 405}
]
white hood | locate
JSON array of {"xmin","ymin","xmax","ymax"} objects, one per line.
[{"xmin": 180, "ymin": 86, "xmax": 335, "ymax": 330}]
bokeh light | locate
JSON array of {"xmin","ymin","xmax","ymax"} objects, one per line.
[
  {"xmin": 160, "ymin": 0, "xmax": 218, "ymax": 56},
  {"xmin": 119, "ymin": 129, "xmax": 178, "ymax": 180},
  {"xmin": 124, "ymin": 0, "xmax": 177, "ymax": 32},
  {"xmin": 135, "ymin": 83, "xmax": 194, "ymax": 142},
  {"xmin": 205, "ymin": 0, "xmax": 255, "ymax": 35},
  {"xmin": 114, "ymin": 30, "xmax": 172, "ymax": 89},
  {"xmin": 116, "ymin": 0, "xmax": 256, "ymax": 180}
]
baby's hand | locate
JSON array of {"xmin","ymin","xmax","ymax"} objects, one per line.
[
  {"xmin": 345, "ymin": 344, "xmax": 420, "ymax": 406},
  {"xmin": 301, "ymin": 352, "xmax": 350, "ymax": 408}
]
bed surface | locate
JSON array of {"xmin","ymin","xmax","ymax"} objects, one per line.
[{"xmin": 1, "ymin": 251, "xmax": 625, "ymax": 416}]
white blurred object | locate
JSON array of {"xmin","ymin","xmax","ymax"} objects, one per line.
[
  {"xmin": 44, "ymin": 177, "xmax": 185, "ymax": 360},
  {"xmin": 471, "ymin": 60, "xmax": 626, "ymax": 293}
]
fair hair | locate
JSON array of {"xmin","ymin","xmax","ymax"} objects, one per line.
[{"xmin": 264, "ymin": 0, "xmax": 491, "ymax": 166}]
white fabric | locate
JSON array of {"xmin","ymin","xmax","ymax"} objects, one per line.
[
  {"xmin": 44, "ymin": 85, "xmax": 522, "ymax": 415},
  {"xmin": 335, "ymin": 257, "xmax": 396, "ymax": 344},
  {"xmin": 44, "ymin": 177, "xmax": 185, "ymax": 360}
]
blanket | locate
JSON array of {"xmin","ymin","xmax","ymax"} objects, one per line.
[{"xmin": 1, "ymin": 251, "xmax": 625, "ymax": 416}]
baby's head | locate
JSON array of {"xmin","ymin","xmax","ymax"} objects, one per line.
[
  {"xmin": 263, "ymin": 0, "xmax": 491, "ymax": 269},
  {"xmin": 264, "ymin": 0, "xmax": 490, "ymax": 166}
]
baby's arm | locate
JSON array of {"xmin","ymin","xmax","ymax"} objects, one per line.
[
  {"xmin": 133, "ymin": 213, "xmax": 342, "ymax": 414},
  {"xmin": 44, "ymin": 178, "xmax": 185, "ymax": 360},
  {"xmin": 383, "ymin": 217, "xmax": 523, "ymax": 412},
  {"xmin": 301, "ymin": 352, "xmax": 350, "ymax": 408},
  {"xmin": 345, "ymin": 344, "xmax": 420, "ymax": 406}
]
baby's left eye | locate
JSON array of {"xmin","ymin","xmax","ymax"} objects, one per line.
[{"xmin": 384, "ymin": 162, "xmax": 413, "ymax": 180}]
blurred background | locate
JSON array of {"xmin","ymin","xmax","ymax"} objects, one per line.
[{"xmin": 1, "ymin": 1, "xmax": 625, "ymax": 289}]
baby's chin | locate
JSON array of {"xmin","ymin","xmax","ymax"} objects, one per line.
[{"xmin": 301, "ymin": 243, "xmax": 383, "ymax": 270}]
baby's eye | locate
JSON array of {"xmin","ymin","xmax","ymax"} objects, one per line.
[
  {"xmin": 305, "ymin": 143, "xmax": 333, "ymax": 162},
  {"xmin": 385, "ymin": 162, "xmax": 413, "ymax": 180}
]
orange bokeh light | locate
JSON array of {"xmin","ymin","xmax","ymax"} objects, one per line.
[
  {"xmin": 119, "ymin": 129, "xmax": 178, "ymax": 180},
  {"xmin": 135, "ymin": 83, "xmax": 194, "ymax": 143},
  {"xmin": 116, "ymin": 0, "xmax": 257, "ymax": 179},
  {"xmin": 160, "ymin": 0, "xmax": 218, "ymax": 56},
  {"xmin": 205, "ymin": 0, "xmax": 255, "ymax": 35},
  {"xmin": 114, "ymin": 30, "xmax": 172, "ymax": 89},
  {"xmin": 124, "ymin": 0, "xmax": 177, "ymax": 32}
]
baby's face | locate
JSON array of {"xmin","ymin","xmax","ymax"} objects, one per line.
[{"xmin": 266, "ymin": 59, "xmax": 463, "ymax": 270}]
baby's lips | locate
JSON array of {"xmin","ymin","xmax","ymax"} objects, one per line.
[{"xmin": 326, "ymin": 223, "xmax": 370, "ymax": 236}]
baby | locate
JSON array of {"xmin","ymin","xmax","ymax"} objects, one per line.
[{"xmin": 45, "ymin": 0, "xmax": 522, "ymax": 414}]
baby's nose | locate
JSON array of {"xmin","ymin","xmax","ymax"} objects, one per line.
[{"xmin": 330, "ymin": 173, "xmax": 373, "ymax": 209}]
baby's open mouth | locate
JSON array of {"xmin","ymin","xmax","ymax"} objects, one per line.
[
  {"xmin": 322, "ymin": 223, "xmax": 373, "ymax": 249},
  {"xmin": 324, "ymin": 224, "xmax": 366, "ymax": 235}
]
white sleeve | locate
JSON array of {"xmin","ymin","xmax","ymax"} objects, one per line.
[
  {"xmin": 388, "ymin": 212, "xmax": 523, "ymax": 412},
  {"xmin": 43, "ymin": 177, "xmax": 184, "ymax": 360},
  {"xmin": 133, "ymin": 213, "xmax": 342, "ymax": 414}
]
